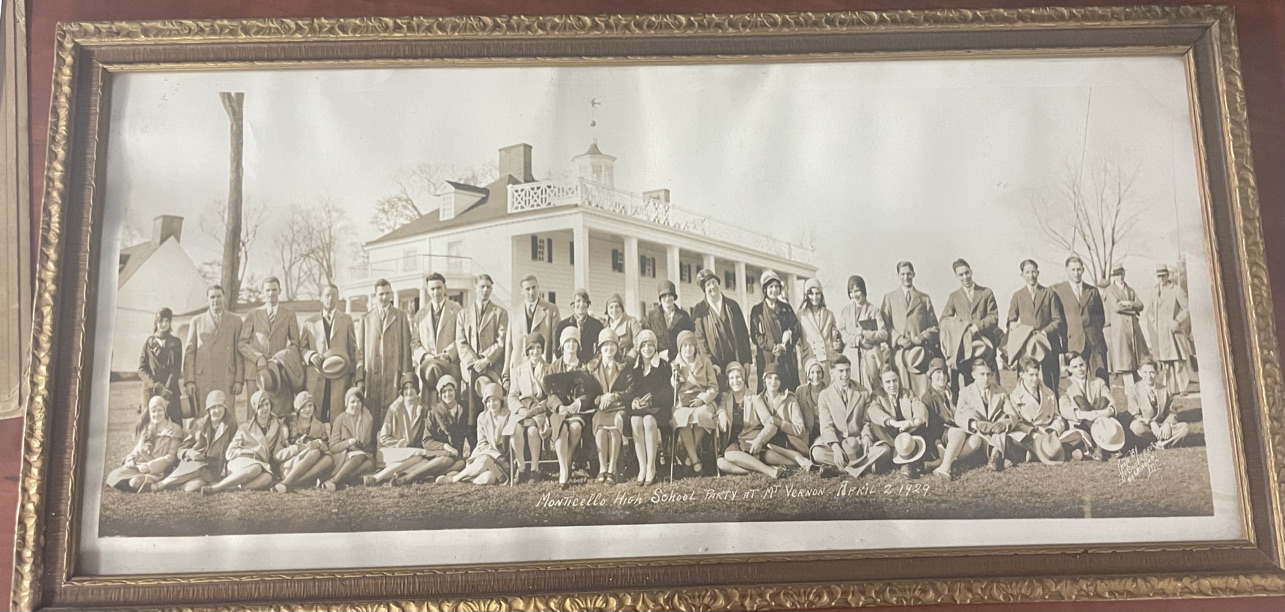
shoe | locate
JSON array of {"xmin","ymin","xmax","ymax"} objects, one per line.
[
  {"xmin": 528, "ymin": 471, "xmax": 542, "ymax": 483},
  {"xmin": 692, "ymin": 462, "xmax": 703, "ymax": 474},
  {"xmin": 362, "ymin": 475, "xmax": 378, "ymax": 487},
  {"xmin": 604, "ymin": 473, "xmax": 615, "ymax": 486},
  {"xmin": 931, "ymin": 467, "xmax": 953, "ymax": 481},
  {"xmin": 1072, "ymin": 449, "xmax": 1085, "ymax": 461},
  {"xmin": 643, "ymin": 477, "xmax": 655, "ymax": 487},
  {"xmin": 391, "ymin": 476, "xmax": 408, "ymax": 487},
  {"xmin": 1092, "ymin": 448, "xmax": 1108, "ymax": 462},
  {"xmin": 514, "ymin": 472, "xmax": 527, "ymax": 485},
  {"xmin": 200, "ymin": 486, "xmax": 215, "ymax": 496},
  {"xmin": 636, "ymin": 478, "xmax": 646, "ymax": 488},
  {"xmin": 559, "ymin": 480, "xmax": 570, "ymax": 491},
  {"xmin": 596, "ymin": 473, "xmax": 608, "ymax": 484},
  {"xmin": 988, "ymin": 450, "xmax": 1004, "ymax": 472},
  {"xmin": 272, "ymin": 483, "xmax": 288, "ymax": 493},
  {"xmin": 321, "ymin": 481, "xmax": 337, "ymax": 491},
  {"xmin": 899, "ymin": 464, "xmax": 919, "ymax": 480},
  {"xmin": 434, "ymin": 475, "xmax": 451, "ymax": 484}
]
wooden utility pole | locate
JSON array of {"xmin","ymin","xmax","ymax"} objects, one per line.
[{"xmin": 219, "ymin": 92, "xmax": 244, "ymax": 310}]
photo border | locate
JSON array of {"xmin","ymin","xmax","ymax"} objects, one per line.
[{"xmin": 13, "ymin": 5, "xmax": 1284, "ymax": 610}]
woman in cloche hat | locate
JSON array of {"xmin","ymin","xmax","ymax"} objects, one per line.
[
  {"xmin": 451, "ymin": 382, "xmax": 512, "ymax": 485},
  {"xmin": 273, "ymin": 391, "xmax": 334, "ymax": 492}
]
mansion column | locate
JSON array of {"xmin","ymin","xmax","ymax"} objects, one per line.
[
  {"xmin": 787, "ymin": 273, "xmax": 801, "ymax": 307},
  {"xmin": 735, "ymin": 261, "xmax": 749, "ymax": 310},
  {"xmin": 666, "ymin": 245, "xmax": 682, "ymax": 306},
  {"xmin": 573, "ymin": 221, "xmax": 590, "ymax": 293},
  {"xmin": 344, "ymin": 297, "xmax": 353, "ymax": 314},
  {"xmin": 624, "ymin": 236, "xmax": 640, "ymax": 317},
  {"xmin": 702, "ymin": 254, "xmax": 716, "ymax": 279}
]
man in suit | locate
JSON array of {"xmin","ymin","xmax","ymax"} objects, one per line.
[
  {"xmin": 300, "ymin": 283, "xmax": 357, "ymax": 422},
  {"xmin": 238, "ymin": 276, "xmax": 300, "ymax": 402},
  {"xmin": 809, "ymin": 356, "xmax": 887, "ymax": 476},
  {"xmin": 939, "ymin": 258, "xmax": 1000, "ymax": 390},
  {"xmin": 642, "ymin": 280, "xmax": 693, "ymax": 361},
  {"xmin": 355, "ymin": 278, "xmax": 413, "ymax": 429},
  {"xmin": 505, "ymin": 274, "xmax": 559, "ymax": 383},
  {"xmin": 183, "ymin": 285, "xmax": 244, "ymax": 420},
  {"xmin": 456, "ymin": 273, "xmax": 509, "ymax": 428},
  {"xmin": 1052, "ymin": 255, "xmax": 1107, "ymax": 384},
  {"xmin": 1151, "ymin": 265, "xmax": 1193, "ymax": 396},
  {"xmin": 1007, "ymin": 259, "xmax": 1066, "ymax": 392},
  {"xmin": 690, "ymin": 268, "xmax": 752, "ymax": 388},
  {"xmin": 880, "ymin": 261, "xmax": 940, "ymax": 396},
  {"xmin": 954, "ymin": 359, "xmax": 1018, "ymax": 471},
  {"xmin": 411, "ymin": 272, "xmax": 463, "ymax": 398}
]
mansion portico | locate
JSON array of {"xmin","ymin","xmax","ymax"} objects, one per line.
[{"xmin": 343, "ymin": 143, "xmax": 818, "ymax": 318}]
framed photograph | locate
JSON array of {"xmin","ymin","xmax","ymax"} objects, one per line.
[{"xmin": 13, "ymin": 5, "xmax": 1284, "ymax": 610}]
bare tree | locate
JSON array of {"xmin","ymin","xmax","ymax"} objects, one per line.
[
  {"xmin": 274, "ymin": 199, "xmax": 352, "ymax": 300},
  {"xmin": 369, "ymin": 162, "xmax": 498, "ymax": 234},
  {"xmin": 273, "ymin": 211, "xmax": 313, "ymax": 301},
  {"xmin": 1030, "ymin": 155, "xmax": 1149, "ymax": 285},
  {"xmin": 200, "ymin": 197, "xmax": 268, "ymax": 295}
]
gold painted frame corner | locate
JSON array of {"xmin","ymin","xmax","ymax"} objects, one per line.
[{"xmin": 12, "ymin": 4, "xmax": 1285, "ymax": 610}]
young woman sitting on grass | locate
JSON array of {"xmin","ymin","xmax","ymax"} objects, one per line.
[
  {"xmin": 155, "ymin": 390, "xmax": 237, "ymax": 492},
  {"xmin": 272, "ymin": 391, "xmax": 334, "ymax": 492},
  {"xmin": 451, "ymin": 382, "xmax": 512, "ymax": 485},
  {"xmin": 202, "ymin": 390, "xmax": 284, "ymax": 495},
  {"xmin": 105, "ymin": 395, "xmax": 185, "ymax": 492},
  {"xmin": 365, "ymin": 374, "xmax": 431, "ymax": 487},
  {"xmin": 715, "ymin": 361, "xmax": 784, "ymax": 479},
  {"xmin": 321, "ymin": 387, "xmax": 375, "ymax": 490}
]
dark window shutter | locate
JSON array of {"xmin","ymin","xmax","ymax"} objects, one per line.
[
  {"xmin": 531, "ymin": 235, "xmax": 539, "ymax": 261},
  {"xmin": 546, "ymin": 238, "xmax": 554, "ymax": 263}
]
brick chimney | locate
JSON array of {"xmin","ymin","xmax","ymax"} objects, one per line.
[
  {"xmin": 498, "ymin": 143, "xmax": 534, "ymax": 183},
  {"xmin": 152, "ymin": 215, "xmax": 183, "ymax": 246}
]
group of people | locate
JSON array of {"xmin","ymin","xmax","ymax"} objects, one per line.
[{"xmin": 108, "ymin": 254, "xmax": 1197, "ymax": 494}]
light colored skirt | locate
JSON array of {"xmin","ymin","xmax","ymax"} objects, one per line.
[
  {"xmin": 378, "ymin": 446, "xmax": 426, "ymax": 465},
  {"xmin": 226, "ymin": 456, "xmax": 270, "ymax": 473},
  {"xmin": 671, "ymin": 404, "xmax": 716, "ymax": 430},
  {"xmin": 592, "ymin": 408, "xmax": 625, "ymax": 432}
]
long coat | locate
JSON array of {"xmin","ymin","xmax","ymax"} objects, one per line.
[
  {"xmin": 552, "ymin": 315, "xmax": 603, "ymax": 364},
  {"xmin": 794, "ymin": 381, "xmax": 825, "ymax": 440},
  {"xmin": 329, "ymin": 407, "xmax": 375, "ymax": 460},
  {"xmin": 377, "ymin": 396, "xmax": 428, "ymax": 464},
  {"xmin": 586, "ymin": 356, "xmax": 635, "ymax": 427},
  {"xmin": 881, "ymin": 287, "xmax": 940, "ymax": 394},
  {"xmin": 456, "ymin": 301, "xmax": 509, "ymax": 423},
  {"xmin": 955, "ymin": 382, "xmax": 1013, "ymax": 433},
  {"xmin": 797, "ymin": 305, "xmax": 841, "ymax": 369},
  {"xmin": 1007, "ymin": 380, "xmax": 1062, "ymax": 432},
  {"xmin": 1058, "ymin": 377, "xmax": 1117, "ymax": 424},
  {"xmin": 1053, "ymin": 281, "xmax": 1107, "ymax": 378},
  {"xmin": 1006, "ymin": 285, "xmax": 1066, "ymax": 354},
  {"xmin": 1151, "ymin": 283, "xmax": 1192, "ymax": 362},
  {"xmin": 1126, "ymin": 381, "xmax": 1176, "ymax": 423},
  {"xmin": 940, "ymin": 285, "xmax": 1002, "ymax": 345},
  {"xmin": 412, "ymin": 299, "xmax": 463, "ymax": 381},
  {"xmin": 226, "ymin": 416, "xmax": 287, "ymax": 471},
  {"xmin": 642, "ymin": 305, "xmax": 694, "ymax": 361},
  {"xmin": 170, "ymin": 413, "xmax": 237, "ymax": 481},
  {"xmin": 355, "ymin": 306, "xmax": 414, "ymax": 428},
  {"xmin": 1102, "ymin": 282, "xmax": 1149, "ymax": 372},
  {"xmin": 183, "ymin": 310, "xmax": 244, "ymax": 411},
  {"xmin": 719, "ymin": 391, "xmax": 776, "ymax": 451},
  {"xmin": 238, "ymin": 304, "xmax": 301, "ymax": 378},
  {"xmin": 837, "ymin": 300, "xmax": 889, "ymax": 391},
  {"xmin": 605, "ymin": 314, "xmax": 645, "ymax": 360},
  {"xmin": 868, "ymin": 390, "xmax": 930, "ymax": 446},
  {"xmin": 750, "ymin": 299, "xmax": 802, "ymax": 390},
  {"xmin": 813, "ymin": 380, "xmax": 873, "ymax": 450},
  {"xmin": 505, "ymin": 298, "xmax": 559, "ymax": 376},
  {"xmin": 299, "ymin": 310, "xmax": 357, "ymax": 422},
  {"xmin": 630, "ymin": 355, "xmax": 674, "ymax": 422},
  {"xmin": 691, "ymin": 297, "xmax": 752, "ymax": 373},
  {"xmin": 761, "ymin": 390, "xmax": 809, "ymax": 454},
  {"xmin": 139, "ymin": 332, "xmax": 184, "ymax": 423}
]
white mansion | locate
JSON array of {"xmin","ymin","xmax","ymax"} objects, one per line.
[{"xmin": 343, "ymin": 143, "xmax": 818, "ymax": 318}]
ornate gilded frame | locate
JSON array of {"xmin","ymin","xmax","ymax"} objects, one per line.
[{"xmin": 13, "ymin": 5, "xmax": 1284, "ymax": 610}]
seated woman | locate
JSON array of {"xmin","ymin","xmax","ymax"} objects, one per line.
[
  {"xmin": 794, "ymin": 358, "xmax": 826, "ymax": 443},
  {"xmin": 1059, "ymin": 351, "xmax": 1120, "ymax": 461},
  {"xmin": 869, "ymin": 365, "xmax": 930, "ymax": 478},
  {"xmin": 405, "ymin": 375, "xmax": 469, "ymax": 484},
  {"xmin": 588, "ymin": 328, "xmax": 634, "ymax": 484},
  {"xmin": 1127, "ymin": 358, "xmax": 1190, "ymax": 449},
  {"xmin": 507, "ymin": 332, "xmax": 551, "ymax": 484},
  {"xmin": 202, "ymin": 390, "xmax": 285, "ymax": 494},
  {"xmin": 1008, "ymin": 356, "xmax": 1089, "ymax": 461},
  {"xmin": 452, "ymin": 382, "xmax": 512, "ymax": 485},
  {"xmin": 156, "ymin": 390, "xmax": 237, "ymax": 492},
  {"xmin": 716, "ymin": 361, "xmax": 783, "ymax": 478},
  {"xmin": 920, "ymin": 358, "xmax": 958, "ymax": 477},
  {"xmin": 321, "ymin": 387, "xmax": 375, "ymax": 490},
  {"xmin": 272, "ymin": 391, "xmax": 333, "ymax": 492},
  {"xmin": 670, "ymin": 330, "xmax": 720, "ymax": 475},
  {"xmin": 106, "ymin": 395, "xmax": 185, "ymax": 492},
  {"xmin": 546, "ymin": 327, "xmax": 592, "ymax": 488},
  {"xmin": 954, "ymin": 359, "xmax": 1017, "ymax": 472},
  {"xmin": 365, "ymin": 374, "xmax": 430, "ymax": 486},
  {"xmin": 629, "ymin": 330, "xmax": 673, "ymax": 486},
  {"xmin": 758, "ymin": 363, "xmax": 816, "ymax": 471}
]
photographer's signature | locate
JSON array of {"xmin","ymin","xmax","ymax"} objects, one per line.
[{"xmin": 1116, "ymin": 446, "xmax": 1160, "ymax": 484}]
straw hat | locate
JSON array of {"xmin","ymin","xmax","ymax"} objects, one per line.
[
  {"xmin": 1033, "ymin": 432, "xmax": 1067, "ymax": 465},
  {"xmin": 320, "ymin": 350, "xmax": 348, "ymax": 379},
  {"xmin": 901, "ymin": 346, "xmax": 929, "ymax": 374},
  {"xmin": 1091, "ymin": 417, "xmax": 1127, "ymax": 452},
  {"xmin": 892, "ymin": 432, "xmax": 927, "ymax": 465}
]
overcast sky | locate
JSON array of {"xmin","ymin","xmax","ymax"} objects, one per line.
[{"xmin": 105, "ymin": 55, "xmax": 1204, "ymax": 302}]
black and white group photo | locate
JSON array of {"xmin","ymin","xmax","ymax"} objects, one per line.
[{"xmin": 85, "ymin": 58, "xmax": 1229, "ymax": 551}]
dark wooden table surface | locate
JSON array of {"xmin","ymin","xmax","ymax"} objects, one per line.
[{"xmin": 7, "ymin": 0, "xmax": 1282, "ymax": 609}]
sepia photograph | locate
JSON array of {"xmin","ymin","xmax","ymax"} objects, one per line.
[{"xmin": 78, "ymin": 54, "xmax": 1242, "ymax": 574}]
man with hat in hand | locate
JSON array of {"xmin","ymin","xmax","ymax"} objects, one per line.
[
  {"xmin": 300, "ymin": 283, "xmax": 357, "ymax": 422},
  {"xmin": 239, "ymin": 276, "xmax": 301, "ymax": 402},
  {"xmin": 954, "ymin": 359, "xmax": 1018, "ymax": 471},
  {"xmin": 880, "ymin": 261, "xmax": 939, "ymax": 396},
  {"xmin": 1053, "ymin": 255, "xmax": 1108, "ymax": 384},
  {"xmin": 940, "ymin": 259, "xmax": 1000, "ymax": 391},
  {"xmin": 1103, "ymin": 263, "xmax": 1149, "ymax": 395},
  {"xmin": 1007, "ymin": 259, "xmax": 1066, "ymax": 392},
  {"xmin": 642, "ymin": 280, "xmax": 693, "ymax": 362},
  {"xmin": 691, "ymin": 267, "xmax": 752, "ymax": 389},
  {"xmin": 810, "ymin": 356, "xmax": 888, "ymax": 477},
  {"xmin": 868, "ymin": 365, "xmax": 930, "ymax": 478},
  {"xmin": 505, "ymin": 274, "xmax": 559, "ymax": 384},
  {"xmin": 455, "ymin": 274, "xmax": 508, "ymax": 436},
  {"xmin": 411, "ymin": 273, "xmax": 463, "ymax": 401},
  {"xmin": 184, "ymin": 285, "xmax": 244, "ymax": 422},
  {"xmin": 1151, "ymin": 264, "xmax": 1194, "ymax": 396},
  {"xmin": 1059, "ymin": 351, "xmax": 1123, "ymax": 461}
]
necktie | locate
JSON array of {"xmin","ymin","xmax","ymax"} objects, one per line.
[
  {"xmin": 268, "ymin": 307, "xmax": 276, "ymax": 325},
  {"xmin": 905, "ymin": 290, "xmax": 912, "ymax": 306}
]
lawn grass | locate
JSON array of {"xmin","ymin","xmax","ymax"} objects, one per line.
[{"xmin": 98, "ymin": 377, "xmax": 1214, "ymax": 538}]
